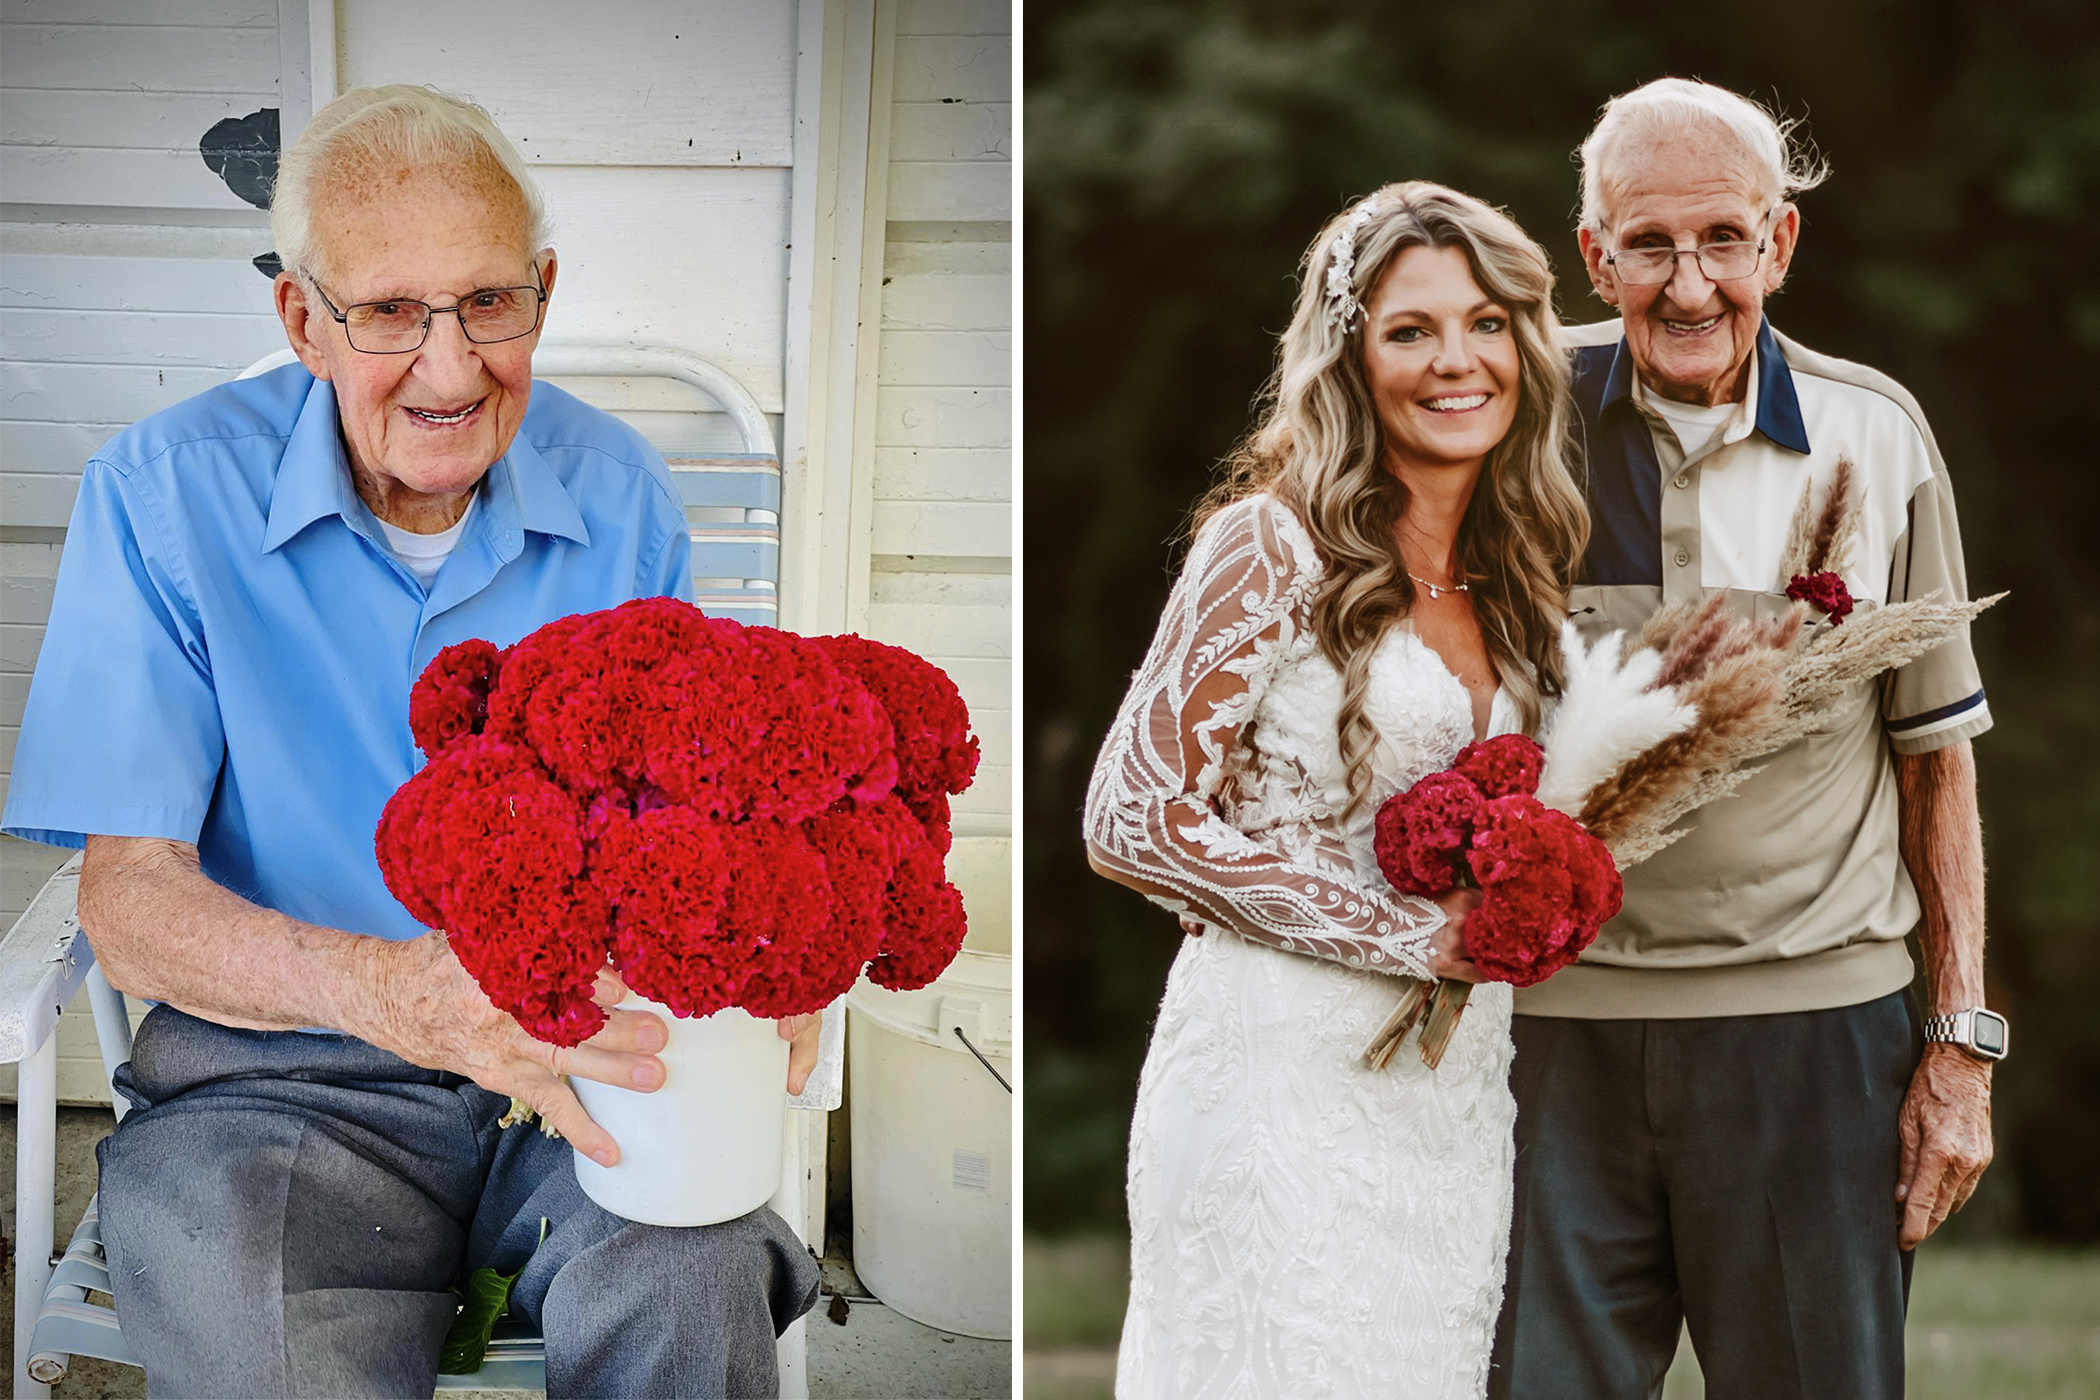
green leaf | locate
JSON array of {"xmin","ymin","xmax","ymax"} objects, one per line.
[
  {"xmin": 437, "ymin": 1265, "xmax": 520, "ymax": 1375},
  {"xmin": 436, "ymin": 1218, "xmax": 547, "ymax": 1375}
]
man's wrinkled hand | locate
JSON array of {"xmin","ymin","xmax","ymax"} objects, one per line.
[
  {"xmin": 363, "ymin": 936, "xmax": 665, "ymax": 1169},
  {"xmin": 779, "ymin": 1013, "xmax": 822, "ymax": 1094},
  {"xmin": 1896, "ymin": 1043, "xmax": 1993, "ymax": 1250}
]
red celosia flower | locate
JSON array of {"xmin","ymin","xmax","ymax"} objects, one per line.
[
  {"xmin": 819, "ymin": 634, "xmax": 980, "ymax": 806},
  {"xmin": 375, "ymin": 734, "xmax": 612, "ymax": 1042},
  {"xmin": 408, "ymin": 638, "xmax": 503, "ymax": 760},
  {"xmin": 1451, "ymin": 734, "xmax": 1544, "ymax": 800},
  {"xmin": 1786, "ymin": 570, "xmax": 1854, "ymax": 625},
  {"xmin": 737, "ymin": 819, "xmax": 881, "ymax": 1017},
  {"xmin": 1373, "ymin": 772, "xmax": 1486, "ymax": 898},
  {"xmin": 374, "ymin": 599, "xmax": 979, "ymax": 1045},
  {"xmin": 592, "ymin": 807, "xmax": 749, "ymax": 1018},
  {"xmin": 866, "ymin": 835, "xmax": 969, "ymax": 991},
  {"xmin": 1462, "ymin": 794, "xmax": 1623, "ymax": 987}
]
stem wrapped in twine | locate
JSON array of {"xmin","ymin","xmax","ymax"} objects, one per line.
[{"xmin": 1362, "ymin": 979, "xmax": 1473, "ymax": 1070}]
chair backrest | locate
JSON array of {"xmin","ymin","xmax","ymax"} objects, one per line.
[{"xmin": 236, "ymin": 341, "xmax": 784, "ymax": 624}]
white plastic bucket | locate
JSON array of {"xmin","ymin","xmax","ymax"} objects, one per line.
[
  {"xmin": 572, "ymin": 997, "xmax": 788, "ymax": 1226},
  {"xmin": 845, "ymin": 928, "xmax": 1012, "ymax": 1339}
]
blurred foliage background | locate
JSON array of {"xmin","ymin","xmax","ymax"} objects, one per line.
[{"xmin": 1023, "ymin": 0, "xmax": 2100, "ymax": 1248}]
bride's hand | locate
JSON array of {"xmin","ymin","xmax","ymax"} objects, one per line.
[{"xmin": 1428, "ymin": 887, "xmax": 1485, "ymax": 983}]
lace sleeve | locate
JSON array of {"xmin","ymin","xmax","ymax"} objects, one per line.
[{"xmin": 1082, "ymin": 495, "xmax": 1437, "ymax": 978}]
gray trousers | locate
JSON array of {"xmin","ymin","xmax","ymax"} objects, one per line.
[
  {"xmin": 1488, "ymin": 992, "xmax": 1920, "ymax": 1400},
  {"xmin": 97, "ymin": 1006, "xmax": 821, "ymax": 1399}
]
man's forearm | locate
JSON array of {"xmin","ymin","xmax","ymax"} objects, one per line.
[
  {"xmin": 79, "ymin": 835, "xmax": 393, "ymax": 1036},
  {"xmin": 1894, "ymin": 740, "xmax": 1986, "ymax": 1013}
]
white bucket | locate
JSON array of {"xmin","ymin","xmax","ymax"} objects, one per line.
[
  {"xmin": 846, "ymin": 929, "xmax": 1012, "ymax": 1339},
  {"xmin": 572, "ymin": 997, "xmax": 788, "ymax": 1226}
]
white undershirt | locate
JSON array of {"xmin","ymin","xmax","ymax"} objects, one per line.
[
  {"xmin": 376, "ymin": 496, "xmax": 477, "ymax": 589},
  {"xmin": 1646, "ymin": 395, "xmax": 1738, "ymax": 454}
]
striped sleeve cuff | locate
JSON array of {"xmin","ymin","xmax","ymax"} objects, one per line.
[{"xmin": 1886, "ymin": 689, "xmax": 1991, "ymax": 753}]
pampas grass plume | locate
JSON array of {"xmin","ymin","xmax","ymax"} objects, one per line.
[{"xmin": 1537, "ymin": 622, "xmax": 1698, "ymax": 816}]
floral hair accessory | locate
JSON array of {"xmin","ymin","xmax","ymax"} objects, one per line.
[{"xmin": 1324, "ymin": 197, "xmax": 1382, "ymax": 328}]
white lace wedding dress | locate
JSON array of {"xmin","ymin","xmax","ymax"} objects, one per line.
[{"xmin": 1084, "ymin": 493, "xmax": 1519, "ymax": 1400}]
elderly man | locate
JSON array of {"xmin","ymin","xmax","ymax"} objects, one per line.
[
  {"xmin": 1488, "ymin": 79, "xmax": 1998, "ymax": 1399},
  {"xmin": 2, "ymin": 86, "xmax": 818, "ymax": 1398}
]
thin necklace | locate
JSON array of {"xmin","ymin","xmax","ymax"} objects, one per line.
[{"xmin": 1408, "ymin": 571, "xmax": 1469, "ymax": 600}]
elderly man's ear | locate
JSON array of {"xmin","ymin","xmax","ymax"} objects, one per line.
[
  {"xmin": 1576, "ymin": 226, "xmax": 1619, "ymax": 307},
  {"xmin": 274, "ymin": 272, "xmax": 331, "ymax": 381},
  {"xmin": 1762, "ymin": 204, "xmax": 1801, "ymax": 294}
]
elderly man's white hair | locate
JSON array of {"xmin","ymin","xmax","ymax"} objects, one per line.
[
  {"xmin": 1577, "ymin": 77, "xmax": 1829, "ymax": 232},
  {"xmin": 270, "ymin": 84, "xmax": 553, "ymax": 284}
]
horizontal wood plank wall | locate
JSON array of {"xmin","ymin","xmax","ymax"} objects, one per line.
[{"xmin": 869, "ymin": 0, "xmax": 1011, "ymax": 850}]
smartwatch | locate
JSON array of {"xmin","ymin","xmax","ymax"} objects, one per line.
[{"xmin": 1923, "ymin": 1007, "xmax": 2008, "ymax": 1062}]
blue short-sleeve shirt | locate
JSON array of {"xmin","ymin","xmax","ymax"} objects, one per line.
[{"xmin": 2, "ymin": 363, "xmax": 694, "ymax": 941}]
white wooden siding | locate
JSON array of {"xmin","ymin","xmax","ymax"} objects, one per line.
[
  {"xmin": 864, "ymin": 0, "xmax": 1011, "ymax": 840},
  {"xmin": 338, "ymin": 0, "xmax": 796, "ymax": 167},
  {"xmin": 0, "ymin": 11, "xmax": 284, "ymax": 212}
]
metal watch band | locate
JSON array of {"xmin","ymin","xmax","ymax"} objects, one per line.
[{"xmin": 1922, "ymin": 1008, "xmax": 2008, "ymax": 1061}]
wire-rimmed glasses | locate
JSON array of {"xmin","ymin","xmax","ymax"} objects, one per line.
[
  {"xmin": 1603, "ymin": 209, "xmax": 1777, "ymax": 286},
  {"xmin": 306, "ymin": 271, "xmax": 548, "ymax": 353}
]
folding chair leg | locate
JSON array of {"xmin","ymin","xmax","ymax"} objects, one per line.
[
  {"xmin": 13, "ymin": 1031, "xmax": 57, "ymax": 1400},
  {"xmin": 84, "ymin": 961, "xmax": 133, "ymax": 1125}
]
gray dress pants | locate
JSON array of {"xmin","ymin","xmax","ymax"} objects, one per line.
[
  {"xmin": 97, "ymin": 1005, "xmax": 821, "ymax": 1399},
  {"xmin": 1488, "ymin": 992, "xmax": 1920, "ymax": 1400}
]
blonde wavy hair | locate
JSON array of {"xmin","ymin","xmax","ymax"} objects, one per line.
[{"xmin": 1200, "ymin": 181, "xmax": 1589, "ymax": 814}]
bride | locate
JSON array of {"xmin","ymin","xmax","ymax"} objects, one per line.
[{"xmin": 1083, "ymin": 182, "xmax": 1590, "ymax": 1399}]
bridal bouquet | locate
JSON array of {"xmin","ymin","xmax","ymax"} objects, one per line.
[
  {"xmin": 374, "ymin": 596, "xmax": 980, "ymax": 1047},
  {"xmin": 1366, "ymin": 460, "xmax": 2003, "ymax": 1069}
]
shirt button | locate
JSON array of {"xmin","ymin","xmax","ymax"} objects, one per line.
[
  {"xmin": 1673, "ymin": 474, "xmax": 1689, "ymax": 489},
  {"xmin": 1674, "ymin": 549, "xmax": 1690, "ymax": 567}
]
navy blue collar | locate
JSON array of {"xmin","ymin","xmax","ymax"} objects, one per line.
[{"xmin": 1595, "ymin": 317, "xmax": 1810, "ymax": 455}]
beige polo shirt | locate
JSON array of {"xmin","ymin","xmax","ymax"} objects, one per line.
[{"xmin": 1513, "ymin": 319, "xmax": 1991, "ymax": 1019}]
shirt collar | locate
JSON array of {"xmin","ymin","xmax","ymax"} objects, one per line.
[
  {"xmin": 1599, "ymin": 316, "xmax": 1811, "ymax": 456},
  {"xmin": 263, "ymin": 373, "xmax": 593, "ymax": 553},
  {"xmin": 1749, "ymin": 318, "xmax": 1811, "ymax": 454}
]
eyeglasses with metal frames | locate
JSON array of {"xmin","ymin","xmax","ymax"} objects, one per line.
[
  {"xmin": 305, "ymin": 270, "xmax": 549, "ymax": 353},
  {"xmin": 1603, "ymin": 208, "xmax": 1778, "ymax": 286}
]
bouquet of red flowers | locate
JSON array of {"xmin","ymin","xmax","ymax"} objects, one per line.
[
  {"xmin": 374, "ymin": 597, "xmax": 979, "ymax": 1047},
  {"xmin": 1367, "ymin": 736, "xmax": 1622, "ymax": 1067}
]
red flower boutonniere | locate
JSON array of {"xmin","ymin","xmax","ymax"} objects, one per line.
[{"xmin": 1786, "ymin": 570, "xmax": 1854, "ymax": 625}]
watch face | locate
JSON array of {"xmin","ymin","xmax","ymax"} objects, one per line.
[{"xmin": 1974, "ymin": 1011, "xmax": 2008, "ymax": 1056}]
